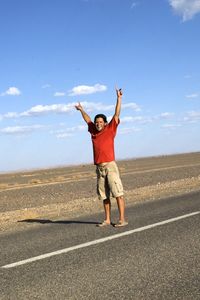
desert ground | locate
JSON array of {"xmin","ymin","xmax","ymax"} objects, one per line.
[{"xmin": 0, "ymin": 152, "xmax": 200, "ymax": 233}]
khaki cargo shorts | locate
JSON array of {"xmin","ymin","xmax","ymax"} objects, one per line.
[{"xmin": 96, "ymin": 161, "xmax": 124, "ymax": 201}]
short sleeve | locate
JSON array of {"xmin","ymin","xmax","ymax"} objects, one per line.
[
  {"xmin": 88, "ymin": 121, "xmax": 96, "ymax": 134},
  {"xmin": 108, "ymin": 117, "xmax": 120, "ymax": 132}
]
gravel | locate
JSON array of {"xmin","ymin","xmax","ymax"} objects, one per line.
[{"xmin": 1, "ymin": 152, "xmax": 200, "ymax": 233}]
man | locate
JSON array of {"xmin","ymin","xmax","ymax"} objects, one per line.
[{"xmin": 75, "ymin": 88, "xmax": 128, "ymax": 227}]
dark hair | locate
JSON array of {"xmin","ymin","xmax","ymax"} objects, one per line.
[{"xmin": 94, "ymin": 114, "xmax": 107, "ymax": 123}]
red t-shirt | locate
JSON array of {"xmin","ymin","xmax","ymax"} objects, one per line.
[{"xmin": 88, "ymin": 117, "xmax": 119, "ymax": 164}]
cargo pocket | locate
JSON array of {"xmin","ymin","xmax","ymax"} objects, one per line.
[
  {"xmin": 110, "ymin": 177, "xmax": 123, "ymax": 197},
  {"xmin": 114, "ymin": 180, "xmax": 123, "ymax": 194}
]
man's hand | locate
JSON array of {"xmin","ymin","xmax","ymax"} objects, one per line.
[
  {"xmin": 75, "ymin": 102, "xmax": 83, "ymax": 111},
  {"xmin": 116, "ymin": 87, "xmax": 123, "ymax": 98},
  {"xmin": 114, "ymin": 87, "xmax": 123, "ymax": 123},
  {"xmin": 75, "ymin": 102, "xmax": 91, "ymax": 124}
]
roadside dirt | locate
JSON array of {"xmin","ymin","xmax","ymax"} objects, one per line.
[{"xmin": 1, "ymin": 152, "xmax": 200, "ymax": 233}]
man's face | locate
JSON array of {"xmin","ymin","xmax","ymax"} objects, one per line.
[{"xmin": 95, "ymin": 117, "xmax": 106, "ymax": 131}]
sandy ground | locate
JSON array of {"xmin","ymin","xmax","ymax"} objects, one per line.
[{"xmin": 0, "ymin": 152, "xmax": 200, "ymax": 233}]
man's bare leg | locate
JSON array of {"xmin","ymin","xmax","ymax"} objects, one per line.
[
  {"xmin": 97, "ymin": 198, "xmax": 111, "ymax": 227},
  {"xmin": 115, "ymin": 196, "xmax": 128, "ymax": 226},
  {"xmin": 103, "ymin": 198, "xmax": 111, "ymax": 224}
]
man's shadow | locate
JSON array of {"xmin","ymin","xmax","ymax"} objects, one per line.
[{"xmin": 18, "ymin": 219, "xmax": 99, "ymax": 225}]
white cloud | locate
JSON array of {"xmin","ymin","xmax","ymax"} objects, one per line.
[
  {"xmin": 42, "ymin": 84, "xmax": 51, "ymax": 89},
  {"xmin": 186, "ymin": 93, "xmax": 199, "ymax": 99},
  {"xmin": 1, "ymin": 100, "xmax": 141, "ymax": 120},
  {"xmin": 0, "ymin": 124, "xmax": 43, "ymax": 135},
  {"xmin": 131, "ymin": 1, "xmax": 139, "ymax": 9},
  {"xmin": 75, "ymin": 102, "xmax": 111, "ymax": 112},
  {"xmin": 20, "ymin": 103, "xmax": 76, "ymax": 117},
  {"xmin": 184, "ymin": 74, "xmax": 192, "ymax": 79},
  {"xmin": 56, "ymin": 133, "xmax": 74, "ymax": 139},
  {"xmin": 120, "ymin": 112, "xmax": 175, "ymax": 127},
  {"xmin": 119, "ymin": 127, "xmax": 141, "ymax": 135},
  {"xmin": 169, "ymin": 0, "xmax": 200, "ymax": 21},
  {"xmin": 1, "ymin": 87, "xmax": 21, "ymax": 96},
  {"xmin": 121, "ymin": 115, "xmax": 152, "ymax": 124},
  {"xmin": 161, "ymin": 123, "xmax": 182, "ymax": 129},
  {"xmin": 52, "ymin": 124, "xmax": 87, "ymax": 139},
  {"xmin": 77, "ymin": 125, "xmax": 87, "ymax": 131},
  {"xmin": 80, "ymin": 101, "xmax": 141, "ymax": 113},
  {"xmin": 159, "ymin": 112, "xmax": 174, "ymax": 119},
  {"xmin": 4, "ymin": 112, "xmax": 19, "ymax": 118},
  {"xmin": 122, "ymin": 103, "xmax": 141, "ymax": 111},
  {"xmin": 184, "ymin": 110, "xmax": 200, "ymax": 122},
  {"xmin": 52, "ymin": 126, "xmax": 82, "ymax": 135},
  {"xmin": 54, "ymin": 92, "xmax": 66, "ymax": 97},
  {"xmin": 68, "ymin": 83, "xmax": 107, "ymax": 96},
  {"xmin": 82, "ymin": 102, "xmax": 114, "ymax": 112}
]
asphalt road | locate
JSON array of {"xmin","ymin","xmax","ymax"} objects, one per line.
[{"xmin": 0, "ymin": 191, "xmax": 200, "ymax": 300}]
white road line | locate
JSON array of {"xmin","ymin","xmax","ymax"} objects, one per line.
[{"xmin": 2, "ymin": 211, "xmax": 200, "ymax": 269}]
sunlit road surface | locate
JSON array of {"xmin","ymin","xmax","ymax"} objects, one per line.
[{"xmin": 1, "ymin": 191, "xmax": 200, "ymax": 299}]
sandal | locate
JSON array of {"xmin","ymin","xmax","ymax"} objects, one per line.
[
  {"xmin": 97, "ymin": 221, "xmax": 111, "ymax": 227},
  {"xmin": 114, "ymin": 221, "xmax": 128, "ymax": 228}
]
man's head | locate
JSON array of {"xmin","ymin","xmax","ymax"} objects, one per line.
[{"xmin": 94, "ymin": 114, "xmax": 108, "ymax": 131}]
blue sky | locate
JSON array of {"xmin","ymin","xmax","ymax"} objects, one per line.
[{"xmin": 0, "ymin": 0, "xmax": 200, "ymax": 172}]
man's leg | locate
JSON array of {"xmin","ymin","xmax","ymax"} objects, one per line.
[
  {"xmin": 103, "ymin": 198, "xmax": 111, "ymax": 224},
  {"xmin": 116, "ymin": 196, "xmax": 125, "ymax": 222},
  {"xmin": 97, "ymin": 198, "xmax": 111, "ymax": 227},
  {"xmin": 106, "ymin": 161, "xmax": 126, "ymax": 224}
]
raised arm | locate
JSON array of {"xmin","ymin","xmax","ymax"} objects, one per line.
[
  {"xmin": 75, "ymin": 102, "xmax": 92, "ymax": 124},
  {"xmin": 114, "ymin": 88, "xmax": 123, "ymax": 123}
]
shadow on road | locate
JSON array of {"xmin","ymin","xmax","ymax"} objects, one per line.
[{"xmin": 18, "ymin": 219, "xmax": 99, "ymax": 225}]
